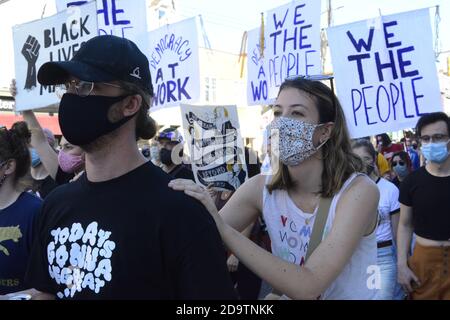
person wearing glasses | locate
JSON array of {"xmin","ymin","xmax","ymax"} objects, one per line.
[
  {"xmin": 390, "ymin": 151, "xmax": 413, "ymax": 189},
  {"xmin": 170, "ymin": 76, "xmax": 380, "ymax": 300},
  {"xmin": 3, "ymin": 35, "xmax": 236, "ymax": 300},
  {"xmin": 156, "ymin": 128, "xmax": 194, "ymax": 181},
  {"xmin": 352, "ymin": 139, "xmax": 404, "ymax": 300},
  {"xmin": 397, "ymin": 112, "xmax": 450, "ymax": 300},
  {"xmin": 0, "ymin": 124, "xmax": 42, "ymax": 295}
]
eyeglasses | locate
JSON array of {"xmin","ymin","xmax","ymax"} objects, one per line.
[
  {"xmin": 56, "ymin": 80, "xmax": 123, "ymax": 98},
  {"xmin": 419, "ymin": 134, "xmax": 449, "ymax": 144},
  {"xmin": 392, "ymin": 160, "xmax": 405, "ymax": 166}
]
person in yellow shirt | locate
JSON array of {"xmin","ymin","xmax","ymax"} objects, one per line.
[{"xmin": 377, "ymin": 152, "xmax": 391, "ymax": 178}]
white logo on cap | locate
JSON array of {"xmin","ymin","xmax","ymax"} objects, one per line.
[{"xmin": 130, "ymin": 67, "xmax": 141, "ymax": 79}]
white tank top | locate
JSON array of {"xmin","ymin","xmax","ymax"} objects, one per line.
[{"xmin": 262, "ymin": 173, "xmax": 378, "ymax": 300}]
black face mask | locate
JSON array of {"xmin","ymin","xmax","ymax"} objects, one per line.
[
  {"xmin": 412, "ymin": 144, "xmax": 418, "ymax": 150},
  {"xmin": 59, "ymin": 93, "xmax": 134, "ymax": 146},
  {"xmin": 159, "ymin": 148, "xmax": 173, "ymax": 166}
]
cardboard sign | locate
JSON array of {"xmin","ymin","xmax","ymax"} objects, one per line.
[
  {"xmin": 327, "ymin": 9, "xmax": 442, "ymax": 138},
  {"xmin": 149, "ymin": 18, "xmax": 200, "ymax": 110},
  {"xmin": 55, "ymin": 0, "xmax": 149, "ymax": 53},
  {"xmin": 181, "ymin": 104, "xmax": 248, "ymax": 191},
  {"xmin": 13, "ymin": 2, "xmax": 97, "ymax": 111}
]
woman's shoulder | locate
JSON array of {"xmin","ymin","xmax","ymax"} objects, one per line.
[{"xmin": 337, "ymin": 174, "xmax": 379, "ymax": 208}]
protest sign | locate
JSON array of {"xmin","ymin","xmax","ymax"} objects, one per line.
[
  {"xmin": 149, "ymin": 18, "xmax": 200, "ymax": 109},
  {"xmin": 263, "ymin": 0, "xmax": 321, "ymax": 102},
  {"xmin": 247, "ymin": 27, "xmax": 271, "ymax": 106},
  {"xmin": 13, "ymin": 2, "xmax": 97, "ymax": 111},
  {"xmin": 55, "ymin": 0, "xmax": 149, "ymax": 53},
  {"xmin": 327, "ymin": 9, "xmax": 442, "ymax": 138},
  {"xmin": 181, "ymin": 104, "xmax": 248, "ymax": 191}
]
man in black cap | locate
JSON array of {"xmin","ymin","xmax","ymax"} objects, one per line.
[{"xmin": 3, "ymin": 35, "xmax": 236, "ymax": 300}]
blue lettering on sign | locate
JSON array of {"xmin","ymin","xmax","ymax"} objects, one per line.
[
  {"xmin": 153, "ymin": 64, "xmax": 192, "ymax": 107},
  {"xmin": 383, "ymin": 21, "xmax": 402, "ymax": 48},
  {"xmin": 350, "ymin": 77, "xmax": 427, "ymax": 126},
  {"xmin": 97, "ymin": 0, "xmax": 130, "ymax": 26},
  {"xmin": 346, "ymin": 28, "xmax": 375, "ymax": 52},
  {"xmin": 345, "ymin": 17, "xmax": 430, "ymax": 128},
  {"xmin": 66, "ymin": 1, "xmax": 88, "ymax": 7}
]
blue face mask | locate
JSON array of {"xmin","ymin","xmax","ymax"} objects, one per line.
[
  {"xmin": 421, "ymin": 141, "xmax": 450, "ymax": 164},
  {"xmin": 30, "ymin": 148, "xmax": 41, "ymax": 168},
  {"xmin": 393, "ymin": 164, "xmax": 409, "ymax": 178}
]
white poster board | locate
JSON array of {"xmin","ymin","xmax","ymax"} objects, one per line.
[
  {"xmin": 327, "ymin": 9, "xmax": 442, "ymax": 138},
  {"xmin": 13, "ymin": 2, "xmax": 97, "ymax": 111},
  {"xmin": 262, "ymin": 0, "xmax": 321, "ymax": 103},
  {"xmin": 181, "ymin": 104, "xmax": 248, "ymax": 191},
  {"xmin": 55, "ymin": 0, "xmax": 149, "ymax": 53},
  {"xmin": 149, "ymin": 18, "xmax": 200, "ymax": 110},
  {"xmin": 247, "ymin": 28, "xmax": 271, "ymax": 106}
]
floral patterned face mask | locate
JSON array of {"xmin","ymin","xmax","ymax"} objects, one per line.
[{"xmin": 269, "ymin": 117, "xmax": 327, "ymax": 166}]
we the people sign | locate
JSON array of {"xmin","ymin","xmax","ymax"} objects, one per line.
[
  {"xmin": 13, "ymin": 2, "xmax": 97, "ymax": 111},
  {"xmin": 257, "ymin": 0, "xmax": 321, "ymax": 106},
  {"xmin": 55, "ymin": 0, "xmax": 149, "ymax": 53},
  {"xmin": 327, "ymin": 9, "xmax": 442, "ymax": 138}
]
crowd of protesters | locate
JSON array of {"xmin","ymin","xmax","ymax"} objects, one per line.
[{"xmin": 0, "ymin": 35, "xmax": 449, "ymax": 300}]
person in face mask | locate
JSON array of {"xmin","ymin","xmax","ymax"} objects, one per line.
[
  {"xmin": 0, "ymin": 125, "xmax": 42, "ymax": 295},
  {"xmin": 169, "ymin": 76, "xmax": 380, "ymax": 300},
  {"xmin": 9, "ymin": 80, "xmax": 86, "ymax": 195},
  {"xmin": 397, "ymin": 112, "xmax": 450, "ymax": 300},
  {"xmin": 352, "ymin": 139, "xmax": 404, "ymax": 300},
  {"xmin": 9, "ymin": 35, "xmax": 236, "ymax": 301},
  {"xmin": 156, "ymin": 128, "xmax": 194, "ymax": 181},
  {"xmin": 390, "ymin": 152, "xmax": 412, "ymax": 188}
]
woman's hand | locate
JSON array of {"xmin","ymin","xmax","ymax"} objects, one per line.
[
  {"xmin": 397, "ymin": 264, "xmax": 421, "ymax": 294},
  {"xmin": 169, "ymin": 179, "xmax": 224, "ymax": 227}
]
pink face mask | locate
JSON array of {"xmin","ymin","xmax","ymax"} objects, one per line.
[{"xmin": 58, "ymin": 149, "xmax": 85, "ymax": 173}]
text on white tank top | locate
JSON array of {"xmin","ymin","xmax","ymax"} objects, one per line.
[{"xmin": 262, "ymin": 173, "xmax": 378, "ymax": 300}]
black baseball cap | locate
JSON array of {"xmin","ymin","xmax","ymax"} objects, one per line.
[{"xmin": 38, "ymin": 35, "xmax": 153, "ymax": 95}]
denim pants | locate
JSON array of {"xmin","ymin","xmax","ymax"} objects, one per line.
[{"xmin": 376, "ymin": 245, "xmax": 405, "ymax": 300}]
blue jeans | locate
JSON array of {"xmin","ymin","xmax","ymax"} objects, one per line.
[{"xmin": 376, "ymin": 245, "xmax": 405, "ymax": 300}]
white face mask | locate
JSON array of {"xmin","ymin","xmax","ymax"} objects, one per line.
[{"xmin": 269, "ymin": 117, "xmax": 327, "ymax": 166}]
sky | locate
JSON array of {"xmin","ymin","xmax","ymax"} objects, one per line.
[{"xmin": 0, "ymin": 0, "xmax": 449, "ymax": 88}]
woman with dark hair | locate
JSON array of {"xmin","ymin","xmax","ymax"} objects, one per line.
[
  {"xmin": 376, "ymin": 134, "xmax": 404, "ymax": 168},
  {"xmin": 0, "ymin": 124, "xmax": 42, "ymax": 295},
  {"xmin": 170, "ymin": 77, "xmax": 379, "ymax": 299},
  {"xmin": 390, "ymin": 151, "xmax": 413, "ymax": 188},
  {"xmin": 352, "ymin": 139, "xmax": 404, "ymax": 300}
]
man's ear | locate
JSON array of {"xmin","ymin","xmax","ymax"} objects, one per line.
[{"xmin": 122, "ymin": 94, "xmax": 142, "ymax": 117}]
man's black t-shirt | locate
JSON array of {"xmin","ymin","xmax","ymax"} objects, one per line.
[
  {"xmin": 168, "ymin": 164, "xmax": 195, "ymax": 181},
  {"xmin": 25, "ymin": 162, "xmax": 236, "ymax": 300},
  {"xmin": 399, "ymin": 166, "xmax": 450, "ymax": 241}
]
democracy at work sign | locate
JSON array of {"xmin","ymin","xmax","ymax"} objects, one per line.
[
  {"xmin": 149, "ymin": 18, "xmax": 200, "ymax": 110},
  {"xmin": 247, "ymin": 28, "xmax": 271, "ymax": 106},
  {"xmin": 327, "ymin": 8, "xmax": 442, "ymax": 138},
  {"xmin": 13, "ymin": 2, "xmax": 97, "ymax": 111},
  {"xmin": 264, "ymin": 0, "xmax": 321, "ymax": 102},
  {"xmin": 181, "ymin": 104, "xmax": 248, "ymax": 192},
  {"xmin": 55, "ymin": 0, "xmax": 149, "ymax": 53}
]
